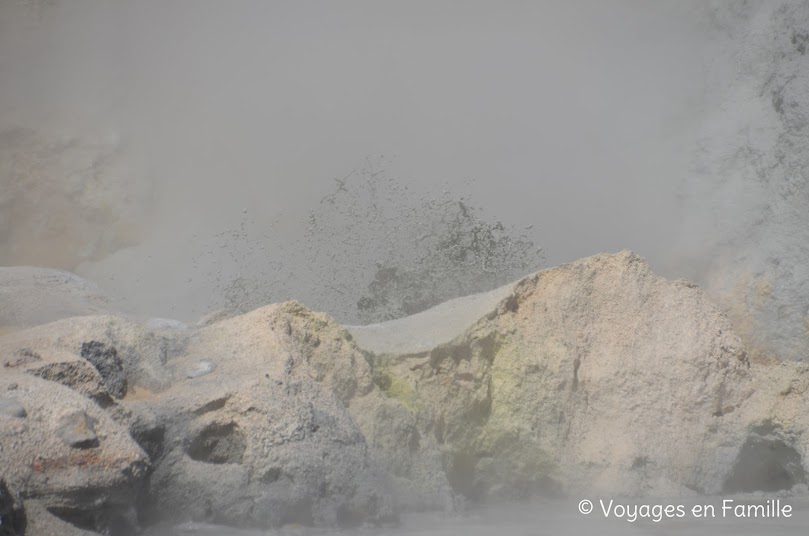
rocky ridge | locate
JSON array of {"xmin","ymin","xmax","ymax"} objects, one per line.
[{"xmin": 1, "ymin": 252, "xmax": 808, "ymax": 535}]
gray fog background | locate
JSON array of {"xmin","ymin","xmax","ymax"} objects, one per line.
[{"xmin": 3, "ymin": 0, "xmax": 807, "ymax": 357}]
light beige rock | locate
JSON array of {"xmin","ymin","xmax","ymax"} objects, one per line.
[
  {"xmin": 0, "ymin": 373, "xmax": 148, "ymax": 534},
  {"xmin": 4, "ymin": 250, "xmax": 809, "ymax": 534},
  {"xmin": 133, "ymin": 302, "xmax": 401, "ymax": 528},
  {"xmin": 368, "ymin": 251, "xmax": 755, "ymax": 499},
  {"xmin": 0, "ymin": 314, "xmax": 177, "ymax": 392}
]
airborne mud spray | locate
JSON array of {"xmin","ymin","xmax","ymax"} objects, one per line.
[{"xmin": 1, "ymin": 1, "xmax": 809, "ymax": 535}]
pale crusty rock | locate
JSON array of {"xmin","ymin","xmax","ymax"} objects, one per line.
[
  {"xmin": 23, "ymin": 350, "xmax": 115, "ymax": 408},
  {"xmin": 198, "ymin": 301, "xmax": 454, "ymax": 512},
  {"xmin": 136, "ymin": 302, "xmax": 401, "ymax": 528},
  {"xmin": 348, "ymin": 392, "xmax": 455, "ymax": 512},
  {"xmin": 5, "ymin": 250, "xmax": 809, "ymax": 534},
  {"xmin": 0, "ymin": 301, "xmax": 428, "ymax": 529},
  {"xmin": 186, "ymin": 301, "xmax": 377, "ymax": 404},
  {"xmin": 142, "ymin": 378, "xmax": 396, "ymax": 528},
  {"xmin": 369, "ymin": 251, "xmax": 754, "ymax": 499},
  {"xmin": 0, "ymin": 373, "xmax": 149, "ymax": 534},
  {"xmin": 0, "ymin": 315, "xmax": 177, "ymax": 392}
]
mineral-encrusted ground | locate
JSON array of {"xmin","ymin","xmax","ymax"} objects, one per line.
[{"xmin": 2, "ymin": 252, "xmax": 808, "ymax": 534}]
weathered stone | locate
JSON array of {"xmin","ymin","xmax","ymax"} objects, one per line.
[
  {"xmin": 5, "ymin": 250, "xmax": 809, "ymax": 534},
  {"xmin": 27, "ymin": 358, "xmax": 114, "ymax": 408},
  {"xmin": 353, "ymin": 252, "xmax": 755, "ymax": 500},
  {"xmin": 57, "ymin": 411, "xmax": 99, "ymax": 449},
  {"xmin": 0, "ymin": 375, "xmax": 149, "ymax": 535},
  {"xmin": 0, "ymin": 315, "xmax": 175, "ymax": 392},
  {"xmin": 144, "ymin": 376, "xmax": 396, "ymax": 528}
]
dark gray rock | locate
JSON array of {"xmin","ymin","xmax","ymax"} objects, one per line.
[
  {"xmin": 22, "ymin": 500, "xmax": 101, "ymax": 536},
  {"xmin": 0, "ymin": 480, "xmax": 26, "ymax": 536},
  {"xmin": 58, "ymin": 411, "xmax": 99, "ymax": 449},
  {"xmin": 80, "ymin": 341, "xmax": 127, "ymax": 398}
]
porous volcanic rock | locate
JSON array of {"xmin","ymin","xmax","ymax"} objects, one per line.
[
  {"xmin": 0, "ymin": 374, "xmax": 149, "ymax": 535},
  {"xmin": 5, "ymin": 250, "xmax": 809, "ymax": 533},
  {"xmin": 132, "ymin": 302, "xmax": 403, "ymax": 528},
  {"xmin": 0, "ymin": 314, "xmax": 178, "ymax": 393},
  {"xmin": 359, "ymin": 251, "xmax": 757, "ymax": 499}
]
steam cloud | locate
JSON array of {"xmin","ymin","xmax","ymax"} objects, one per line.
[{"xmin": 2, "ymin": 1, "xmax": 807, "ymax": 358}]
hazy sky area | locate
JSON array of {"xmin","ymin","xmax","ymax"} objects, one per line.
[{"xmin": 1, "ymin": 0, "xmax": 717, "ymax": 320}]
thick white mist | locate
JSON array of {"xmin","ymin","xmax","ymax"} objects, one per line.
[{"xmin": 4, "ymin": 0, "xmax": 807, "ymax": 360}]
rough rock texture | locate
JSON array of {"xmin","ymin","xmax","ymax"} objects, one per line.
[
  {"xmin": 4, "ymin": 251, "xmax": 809, "ymax": 533},
  {"xmin": 0, "ymin": 374, "xmax": 149, "ymax": 535},
  {"xmin": 0, "ymin": 302, "xmax": 434, "ymax": 532},
  {"xmin": 0, "ymin": 315, "xmax": 178, "ymax": 393},
  {"xmin": 365, "ymin": 252, "xmax": 755, "ymax": 499},
  {"xmin": 80, "ymin": 341, "xmax": 128, "ymax": 398},
  {"xmin": 135, "ymin": 301, "xmax": 423, "ymax": 528},
  {"xmin": 142, "ymin": 379, "xmax": 394, "ymax": 528}
]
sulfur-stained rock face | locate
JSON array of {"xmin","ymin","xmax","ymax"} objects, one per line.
[
  {"xmin": 176, "ymin": 301, "xmax": 454, "ymax": 515},
  {"xmin": 4, "ymin": 251, "xmax": 809, "ymax": 534},
  {"xmin": 363, "ymin": 251, "xmax": 757, "ymax": 499},
  {"xmin": 0, "ymin": 301, "xmax": 433, "ymax": 532}
]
